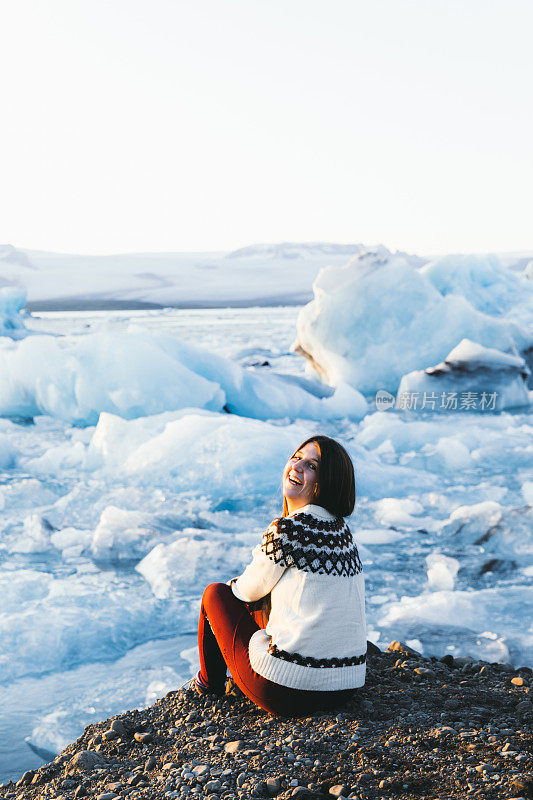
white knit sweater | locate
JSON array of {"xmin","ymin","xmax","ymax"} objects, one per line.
[{"xmin": 230, "ymin": 504, "xmax": 366, "ymax": 691}]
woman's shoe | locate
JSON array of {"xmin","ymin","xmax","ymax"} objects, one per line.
[{"xmin": 192, "ymin": 670, "xmax": 212, "ymax": 696}]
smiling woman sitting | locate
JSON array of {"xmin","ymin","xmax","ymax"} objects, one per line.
[{"xmin": 194, "ymin": 435, "xmax": 367, "ymax": 716}]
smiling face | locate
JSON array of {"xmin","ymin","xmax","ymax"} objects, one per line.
[{"xmin": 282, "ymin": 441, "xmax": 320, "ymax": 515}]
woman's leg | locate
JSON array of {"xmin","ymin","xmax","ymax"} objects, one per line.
[
  {"xmin": 197, "ymin": 582, "xmax": 259, "ymax": 695},
  {"xmin": 198, "ymin": 583, "xmax": 355, "ymax": 716}
]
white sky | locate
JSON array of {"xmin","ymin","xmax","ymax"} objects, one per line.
[{"xmin": 0, "ymin": 0, "xmax": 532, "ymax": 256}]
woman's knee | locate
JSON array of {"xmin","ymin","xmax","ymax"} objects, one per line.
[{"xmin": 202, "ymin": 582, "xmax": 232, "ymax": 610}]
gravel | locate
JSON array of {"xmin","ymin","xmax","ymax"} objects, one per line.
[{"xmin": 3, "ymin": 642, "xmax": 532, "ymax": 800}]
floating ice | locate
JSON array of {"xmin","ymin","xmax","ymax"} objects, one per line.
[
  {"xmin": 439, "ymin": 501, "xmax": 533, "ymax": 566},
  {"xmin": 136, "ymin": 533, "xmax": 250, "ymax": 599},
  {"xmin": 426, "ymin": 552, "xmax": 461, "ymax": 591},
  {"xmin": 355, "ymin": 409, "xmax": 531, "ymax": 476},
  {"xmin": 88, "ymin": 410, "xmax": 312, "ymax": 506},
  {"xmin": 90, "ymin": 506, "xmax": 177, "ymax": 564},
  {"xmin": 7, "ymin": 514, "xmax": 55, "ymax": 554},
  {"xmin": 377, "ymin": 584, "xmax": 531, "ymax": 664},
  {"xmin": 0, "ymin": 332, "xmax": 225, "ymax": 425},
  {"xmin": 0, "ymin": 565, "xmax": 199, "ymax": 685},
  {"xmin": 0, "ymin": 287, "xmax": 27, "ymax": 339},
  {"xmin": 373, "ymin": 497, "xmax": 424, "ymax": 528},
  {"xmin": 0, "ymin": 329, "xmax": 366, "ymax": 425},
  {"xmin": 420, "ymin": 253, "xmax": 533, "ymax": 327},
  {"xmin": 131, "ymin": 331, "xmax": 367, "ymax": 422},
  {"xmin": 295, "ymin": 250, "xmax": 533, "ymax": 394},
  {"xmin": 396, "ymin": 338, "xmax": 531, "ymax": 412},
  {"xmin": 0, "ymin": 433, "xmax": 17, "ymax": 470}
]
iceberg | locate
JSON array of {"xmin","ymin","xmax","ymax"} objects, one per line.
[
  {"xmin": 421, "ymin": 253, "xmax": 533, "ymax": 326},
  {"xmin": 396, "ymin": 339, "xmax": 531, "ymax": 413},
  {"xmin": 0, "ymin": 328, "xmax": 366, "ymax": 425},
  {"xmin": 0, "ymin": 287, "xmax": 28, "ymax": 339},
  {"xmin": 295, "ymin": 250, "xmax": 533, "ymax": 395}
]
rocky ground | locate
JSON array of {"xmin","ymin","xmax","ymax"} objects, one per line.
[{"xmin": 3, "ymin": 643, "xmax": 532, "ymax": 800}]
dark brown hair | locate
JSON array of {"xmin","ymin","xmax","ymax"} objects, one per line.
[{"xmin": 282, "ymin": 435, "xmax": 356, "ymax": 518}]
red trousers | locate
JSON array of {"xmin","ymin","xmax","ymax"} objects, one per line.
[{"xmin": 197, "ymin": 582, "xmax": 356, "ymax": 717}]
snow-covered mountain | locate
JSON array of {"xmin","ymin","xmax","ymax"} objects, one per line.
[{"xmin": 0, "ymin": 242, "xmax": 426, "ymax": 310}]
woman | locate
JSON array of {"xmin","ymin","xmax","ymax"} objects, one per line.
[{"xmin": 194, "ymin": 435, "xmax": 366, "ymax": 717}]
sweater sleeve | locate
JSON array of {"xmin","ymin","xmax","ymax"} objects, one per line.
[{"xmin": 229, "ymin": 518, "xmax": 289, "ymax": 603}]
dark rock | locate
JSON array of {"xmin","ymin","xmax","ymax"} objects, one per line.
[
  {"xmin": 134, "ymin": 732, "xmax": 152, "ymax": 744},
  {"xmin": 439, "ymin": 654, "xmax": 454, "ymax": 667},
  {"xmin": 16, "ymin": 771, "xmax": 35, "ymax": 788},
  {"xmin": 509, "ymin": 774, "xmax": 533, "ymax": 799},
  {"xmin": 266, "ymin": 777, "xmax": 281, "ymax": 796},
  {"xmin": 109, "ymin": 720, "xmax": 126, "ymax": 736},
  {"xmin": 386, "ymin": 640, "xmax": 422, "ymax": 656},
  {"xmin": 290, "ymin": 788, "xmax": 322, "ymax": 800}
]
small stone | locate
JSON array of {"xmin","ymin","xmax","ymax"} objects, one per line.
[
  {"xmin": 432, "ymin": 726, "xmax": 458, "ymax": 737},
  {"xmin": 97, "ymin": 794, "xmax": 118, "ymax": 800},
  {"xmin": 134, "ymin": 732, "xmax": 152, "ymax": 744},
  {"xmin": 109, "ymin": 720, "xmax": 126, "ymax": 736},
  {"xmin": 266, "ymin": 778, "xmax": 281, "ymax": 796},
  {"xmin": 204, "ymin": 779, "xmax": 221, "ymax": 793},
  {"xmin": 414, "ymin": 667, "xmax": 436, "ymax": 677},
  {"xmin": 103, "ymin": 729, "xmax": 118, "ymax": 741},
  {"xmin": 512, "ymin": 676, "xmax": 526, "ymax": 686},
  {"xmin": 236, "ymin": 773, "xmax": 247, "ymax": 788},
  {"xmin": 516, "ymin": 700, "xmax": 533, "ymax": 714},
  {"xmin": 74, "ymin": 786, "xmax": 87, "ymax": 798},
  {"xmin": 192, "ymin": 765, "xmax": 209, "ymax": 779},
  {"xmin": 145, "ymin": 756, "xmax": 156, "ymax": 770},
  {"xmin": 68, "ymin": 751, "xmax": 103, "ymax": 772},
  {"xmin": 329, "ymin": 785, "xmax": 349, "ymax": 797},
  {"xmin": 225, "ymin": 741, "xmax": 245, "ymax": 754}
]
